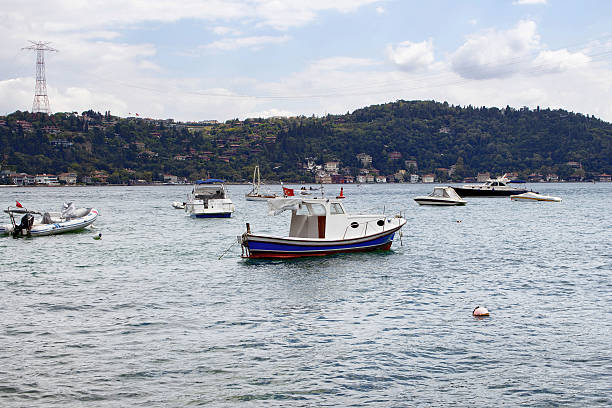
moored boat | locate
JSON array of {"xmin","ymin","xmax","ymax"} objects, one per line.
[
  {"xmin": 240, "ymin": 197, "xmax": 406, "ymax": 259},
  {"xmin": 246, "ymin": 165, "xmax": 279, "ymax": 201},
  {"xmin": 510, "ymin": 191, "xmax": 562, "ymax": 202},
  {"xmin": 184, "ymin": 179, "xmax": 235, "ymax": 218},
  {"xmin": 1, "ymin": 202, "xmax": 98, "ymax": 238},
  {"xmin": 414, "ymin": 186, "xmax": 466, "ymax": 206},
  {"xmin": 452, "ymin": 177, "xmax": 529, "ymax": 197}
]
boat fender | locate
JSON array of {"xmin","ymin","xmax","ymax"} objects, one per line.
[{"xmin": 473, "ymin": 306, "xmax": 489, "ymax": 317}]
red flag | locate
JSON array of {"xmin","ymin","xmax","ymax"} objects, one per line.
[
  {"xmin": 282, "ymin": 186, "xmax": 294, "ymax": 197},
  {"xmin": 16, "ymin": 201, "xmax": 23, "ymax": 208}
]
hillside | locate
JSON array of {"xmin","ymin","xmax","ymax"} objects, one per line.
[{"xmin": 1, "ymin": 100, "xmax": 611, "ymax": 184}]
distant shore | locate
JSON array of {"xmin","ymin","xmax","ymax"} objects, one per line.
[{"xmin": 0, "ymin": 180, "xmax": 607, "ymax": 188}]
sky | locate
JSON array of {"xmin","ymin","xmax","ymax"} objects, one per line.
[{"xmin": 1, "ymin": 0, "xmax": 612, "ymax": 122}]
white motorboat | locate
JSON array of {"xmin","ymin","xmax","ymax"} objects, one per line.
[
  {"xmin": 510, "ymin": 191, "xmax": 562, "ymax": 202},
  {"xmin": 184, "ymin": 179, "xmax": 235, "ymax": 218},
  {"xmin": 452, "ymin": 177, "xmax": 529, "ymax": 197},
  {"xmin": 246, "ymin": 165, "xmax": 279, "ymax": 201},
  {"xmin": 240, "ymin": 197, "xmax": 406, "ymax": 258},
  {"xmin": 1, "ymin": 202, "xmax": 98, "ymax": 237},
  {"xmin": 414, "ymin": 186, "xmax": 466, "ymax": 206}
]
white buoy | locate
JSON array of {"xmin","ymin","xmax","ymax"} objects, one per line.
[
  {"xmin": 93, "ymin": 233, "xmax": 102, "ymax": 240},
  {"xmin": 473, "ymin": 305, "xmax": 489, "ymax": 317}
]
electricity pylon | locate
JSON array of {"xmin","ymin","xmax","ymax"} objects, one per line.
[{"xmin": 22, "ymin": 41, "xmax": 58, "ymax": 114}]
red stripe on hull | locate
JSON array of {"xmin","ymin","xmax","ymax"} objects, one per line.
[{"xmin": 245, "ymin": 241, "xmax": 392, "ymax": 259}]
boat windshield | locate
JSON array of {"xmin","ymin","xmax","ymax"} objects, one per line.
[
  {"xmin": 430, "ymin": 188, "xmax": 450, "ymax": 198},
  {"xmin": 330, "ymin": 203, "xmax": 344, "ymax": 215}
]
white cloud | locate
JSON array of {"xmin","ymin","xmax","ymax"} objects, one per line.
[
  {"xmin": 451, "ymin": 20, "xmax": 540, "ymax": 79},
  {"xmin": 243, "ymin": 108, "xmax": 298, "ymax": 119},
  {"xmin": 1, "ymin": 0, "xmax": 382, "ymax": 33},
  {"xmin": 386, "ymin": 39, "xmax": 435, "ymax": 71},
  {"xmin": 0, "ymin": 78, "xmax": 35, "ymax": 114},
  {"xmin": 211, "ymin": 26, "xmax": 242, "ymax": 36},
  {"xmin": 204, "ymin": 35, "xmax": 291, "ymax": 51},
  {"xmin": 513, "ymin": 0, "xmax": 547, "ymax": 5},
  {"xmin": 376, "ymin": 6, "xmax": 385, "ymax": 14},
  {"xmin": 532, "ymin": 49, "xmax": 591, "ymax": 73},
  {"xmin": 309, "ymin": 57, "xmax": 379, "ymax": 72}
]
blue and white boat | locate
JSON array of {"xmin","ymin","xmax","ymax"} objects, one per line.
[
  {"xmin": 1, "ymin": 203, "xmax": 98, "ymax": 238},
  {"xmin": 240, "ymin": 197, "xmax": 406, "ymax": 258},
  {"xmin": 184, "ymin": 179, "xmax": 235, "ymax": 218}
]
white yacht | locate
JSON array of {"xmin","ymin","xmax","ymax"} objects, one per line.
[
  {"xmin": 452, "ymin": 177, "xmax": 528, "ymax": 197},
  {"xmin": 184, "ymin": 179, "xmax": 235, "ymax": 218}
]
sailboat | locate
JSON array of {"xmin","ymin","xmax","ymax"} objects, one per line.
[{"xmin": 246, "ymin": 165, "xmax": 279, "ymax": 201}]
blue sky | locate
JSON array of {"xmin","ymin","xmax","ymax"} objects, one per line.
[{"xmin": 1, "ymin": 0, "xmax": 612, "ymax": 121}]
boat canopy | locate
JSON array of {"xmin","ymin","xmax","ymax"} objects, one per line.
[
  {"xmin": 196, "ymin": 179, "xmax": 225, "ymax": 184},
  {"xmin": 268, "ymin": 198, "xmax": 303, "ymax": 215},
  {"xmin": 432, "ymin": 187, "xmax": 463, "ymax": 200},
  {"xmin": 267, "ymin": 197, "xmax": 342, "ymax": 216}
]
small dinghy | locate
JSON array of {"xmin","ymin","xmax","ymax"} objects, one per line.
[
  {"xmin": 510, "ymin": 191, "xmax": 562, "ymax": 202},
  {"xmin": 1, "ymin": 202, "xmax": 98, "ymax": 238},
  {"xmin": 414, "ymin": 186, "xmax": 466, "ymax": 206},
  {"xmin": 171, "ymin": 201, "xmax": 185, "ymax": 209},
  {"xmin": 240, "ymin": 197, "xmax": 406, "ymax": 258}
]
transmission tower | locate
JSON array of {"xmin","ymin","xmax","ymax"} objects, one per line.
[{"xmin": 22, "ymin": 41, "xmax": 58, "ymax": 114}]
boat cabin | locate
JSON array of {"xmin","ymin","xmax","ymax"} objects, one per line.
[
  {"xmin": 268, "ymin": 198, "xmax": 390, "ymax": 240},
  {"xmin": 191, "ymin": 179, "xmax": 227, "ymax": 206},
  {"xmin": 429, "ymin": 186, "xmax": 461, "ymax": 199},
  {"xmin": 484, "ymin": 179, "xmax": 508, "ymax": 187}
]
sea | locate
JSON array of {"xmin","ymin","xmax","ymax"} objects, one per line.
[{"xmin": 0, "ymin": 182, "xmax": 610, "ymax": 407}]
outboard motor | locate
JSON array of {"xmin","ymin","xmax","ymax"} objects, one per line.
[{"xmin": 13, "ymin": 213, "xmax": 34, "ymax": 238}]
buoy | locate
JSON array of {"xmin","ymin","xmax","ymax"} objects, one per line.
[
  {"xmin": 336, "ymin": 187, "xmax": 345, "ymax": 199},
  {"xmin": 93, "ymin": 233, "xmax": 102, "ymax": 240},
  {"xmin": 473, "ymin": 305, "xmax": 489, "ymax": 317}
]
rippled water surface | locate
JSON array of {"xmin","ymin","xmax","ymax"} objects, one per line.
[{"xmin": 1, "ymin": 183, "xmax": 611, "ymax": 407}]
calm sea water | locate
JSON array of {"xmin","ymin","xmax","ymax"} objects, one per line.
[{"xmin": 0, "ymin": 183, "xmax": 610, "ymax": 407}]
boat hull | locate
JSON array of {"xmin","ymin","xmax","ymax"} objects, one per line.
[
  {"xmin": 414, "ymin": 198, "xmax": 465, "ymax": 206},
  {"xmin": 452, "ymin": 187, "xmax": 528, "ymax": 197},
  {"xmin": 242, "ymin": 225, "xmax": 402, "ymax": 259},
  {"xmin": 1, "ymin": 209, "xmax": 98, "ymax": 237},
  {"xmin": 245, "ymin": 195, "xmax": 278, "ymax": 201},
  {"xmin": 190, "ymin": 212, "xmax": 232, "ymax": 218},
  {"xmin": 510, "ymin": 193, "xmax": 561, "ymax": 202}
]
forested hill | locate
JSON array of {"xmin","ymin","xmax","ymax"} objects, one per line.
[{"xmin": 1, "ymin": 100, "xmax": 611, "ymax": 184}]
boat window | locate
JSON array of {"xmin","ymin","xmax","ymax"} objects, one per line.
[
  {"xmin": 443, "ymin": 190, "xmax": 450, "ymax": 198},
  {"xmin": 310, "ymin": 203, "xmax": 326, "ymax": 216},
  {"xmin": 330, "ymin": 203, "xmax": 344, "ymax": 215},
  {"xmin": 295, "ymin": 204, "xmax": 310, "ymax": 216}
]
